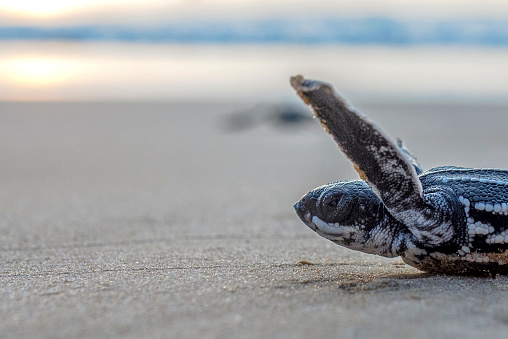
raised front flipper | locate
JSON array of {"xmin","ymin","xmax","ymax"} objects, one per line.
[
  {"xmin": 290, "ymin": 75, "xmax": 458, "ymax": 245},
  {"xmin": 396, "ymin": 138, "xmax": 423, "ymax": 175}
]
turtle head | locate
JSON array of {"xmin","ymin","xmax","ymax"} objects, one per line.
[{"xmin": 294, "ymin": 180, "xmax": 396, "ymax": 255}]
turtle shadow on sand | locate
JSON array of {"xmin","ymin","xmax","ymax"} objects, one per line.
[{"xmin": 277, "ymin": 261, "xmax": 508, "ymax": 296}]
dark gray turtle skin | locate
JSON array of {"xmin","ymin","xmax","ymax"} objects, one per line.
[{"xmin": 291, "ymin": 75, "xmax": 508, "ymax": 276}]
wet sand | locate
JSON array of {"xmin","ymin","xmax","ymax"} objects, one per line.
[{"xmin": 1, "ymin": 101, "xmax": 508, "ymax": 338}]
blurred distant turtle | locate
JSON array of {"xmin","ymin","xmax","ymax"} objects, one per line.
[
  {"xmin": 223, "ymin": 104, "xmax": 312, "ymax": 132},
  {"xmin": 291, "ymin": 75, "xmax": 508, "ymax": 276}
]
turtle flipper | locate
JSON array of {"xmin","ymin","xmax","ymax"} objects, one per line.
[
  {"xmin": 290, "ymin": 75, "xmax": 423, "ymax": 209},
  {"xmin": 396, "ymin": 138, "xmax": 423, "ymax": 175},
  {"xmin": 290, "ymin": 75, "xmax": 455, "ymax": 245}
]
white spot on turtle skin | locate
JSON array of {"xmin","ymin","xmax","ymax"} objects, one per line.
[
  {"xmin": 410, "ymin": 247, "xmax": 427, "ymax": 256},
  {"xmin": 494, "ymin": 203, "xmax": 502, "ymax": 213},
  {"xmin": 305, "ymin": 211, "xmax": 311, "ymax": 222},
  {"xmin": 461, "ymin": 246, "xmax": 471, "ymax": 253},
  {"xmin": 494, "ymin": 235, "xmax": 505, "ymax": 243},
  {"xmin": 467, "ymin": 219, "xmax": 492, "ymax": 237},
  {"xmin": 477, "ymin": 227, "xmax": 490, "ymax": 235},
  {"xmin": 476, "ymin": 202, "xmax": 486, "ymax": 211},
  {"xmin": 487, "ymin": 233, "xmax": 508, "ymax": 244},
  {"xmin": 463, "ymin": 198, "xmax": 470, "ymax": 207},
  {"xmin": 485, "ymin": 203, "xmax": 494, "ymax": 212}
]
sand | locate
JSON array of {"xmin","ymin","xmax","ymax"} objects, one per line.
[{"xmin": 1, "ymin": 101, "xmax": 508, "ymax": 338}]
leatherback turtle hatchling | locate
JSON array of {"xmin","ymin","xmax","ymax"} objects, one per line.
[{"xmin": 291, "ymin": 75, "xmax": 508, "ymax": 276}]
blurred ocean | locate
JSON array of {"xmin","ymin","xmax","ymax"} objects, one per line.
[{"xmin": 1, "ymin": 18, "xmax": 508, "ymax": 45}]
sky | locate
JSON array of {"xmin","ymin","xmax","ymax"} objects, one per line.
[{"xmin": 2, "ymin": 0, "xmax": 508, "ymax": 25}]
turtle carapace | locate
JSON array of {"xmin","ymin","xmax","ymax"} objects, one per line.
[{"xmin": 291, "ymin": 75, "xmax": 508, "ymax": 276}]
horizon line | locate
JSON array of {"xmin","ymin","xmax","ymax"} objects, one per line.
[{"xmin": 1, "ymin": 17, "xmax": 508, "ymax": 46}]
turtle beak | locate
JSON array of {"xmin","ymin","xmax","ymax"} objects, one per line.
[
  {"xmin": 293, "ymin": 201, "xmax": 305, "ymax": 222},
  {"xmin": 294, "ymin": 195, "xmax": 317, "ymax": 230},
  {"xmin": 294, "ymin": 201, "xmax": 307, "ymax": 221}
]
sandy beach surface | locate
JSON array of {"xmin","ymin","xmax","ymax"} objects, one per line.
[{"xmin": 1, "ymin": 101, "xmax": 508, "ymax": 338}]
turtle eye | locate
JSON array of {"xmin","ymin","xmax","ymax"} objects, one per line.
[
  {"xmin": 320, "ymin": 194, "xmax": 342, "ymax": 216},
  {"xmin": 324, "ymin": 195, "xmax": 341, "ymax": 208},
  {"xmin": 319, "ymin": 193, "xmax": 354, "ymax": 223}
]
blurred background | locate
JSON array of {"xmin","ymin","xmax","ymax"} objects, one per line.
[{"xmin": 1, "ymin": 0, "xmax": 508, "ymax": 102}]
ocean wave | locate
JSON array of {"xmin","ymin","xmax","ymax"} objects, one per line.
[{"xmin": 1, "ymin": 17, "xmax": 508, "ymax": 45}]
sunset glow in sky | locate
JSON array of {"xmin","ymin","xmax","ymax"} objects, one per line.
[
  {"xmin": 1, "ymin": 0, "xmax": 90, "ymax": 16},
  {"xmin": 1, "ymin": 57, "xmax": 79, "ymax": 86},
  {"xmin": 0, "ymin": 0, "xmax": 178, "ymax": 24},
  {"xmin": 0, "ymin": 0, "xmax": 171, "ymax": 17}
]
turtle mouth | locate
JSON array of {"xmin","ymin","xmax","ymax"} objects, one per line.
[
  {"xmin": 311, "ymin": 216, "xmax": 349, "ymax": 241},
  {"xmin": 294, "ymin": 201, "xmax": 347, "ymax": 239},
  {"xmin": 294, "ymin": 203, "xmax": 350, "ymax": 241}
]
